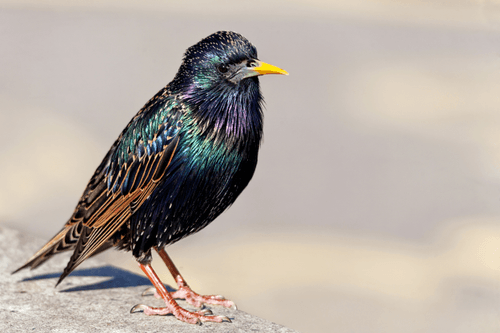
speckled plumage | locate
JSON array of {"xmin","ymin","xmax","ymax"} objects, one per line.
[{"xmin": 15, "ymin": 31, "xmax": 286, "ymax": 323}]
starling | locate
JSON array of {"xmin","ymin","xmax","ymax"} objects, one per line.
[{"xmin": 13, "ymin": 31, "xmax": 287, "ymax": 324}]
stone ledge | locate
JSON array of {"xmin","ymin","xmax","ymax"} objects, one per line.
[{"xmin": 0, "ymin": 226, "xmax": 298, "ymax": 333}]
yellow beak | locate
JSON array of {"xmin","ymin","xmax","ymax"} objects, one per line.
[{"xmin": 250, "ymin": 61, "xmax": 288, "ymax": 76}]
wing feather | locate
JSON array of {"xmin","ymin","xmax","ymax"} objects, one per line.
[{"xmin": 14, "ymin": 90, "xmax": 185, "ymax": 282}]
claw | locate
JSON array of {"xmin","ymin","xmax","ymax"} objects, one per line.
[
  {"xmin": 130, "ymin": 304, "xmax": 147, "ymax": 313},
  {"xmin": 220, "ymin": 316, "xmax": 232, "ymax": 323},
  {"xmin": 141, "ymin": 287, "xmax": 157, "ymax": 297},
  {"xmin": 197, "ymin": 308, "xmax": 213, "ymax": 316}
]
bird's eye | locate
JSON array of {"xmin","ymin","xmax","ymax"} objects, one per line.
[
  {"xmin": 247, "ymin": 60, "xmax": 258, "ymax": 68},
  {"xmin": 218, "ymin": 64, "xmax": 229, "ymax": 74}
]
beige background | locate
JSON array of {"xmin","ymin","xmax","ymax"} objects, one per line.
[{"xmin": 2, "ymin": 1, "xmax": 500, "ymax": 332}]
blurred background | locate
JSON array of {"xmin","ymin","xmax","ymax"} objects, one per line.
[{"xmin": 2, "ymin": 0, "xmax": 500, "ymax": 332}]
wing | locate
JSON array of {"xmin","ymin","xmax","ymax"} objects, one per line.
[{"xmin": 14, "ymin": 88, "xmax": 186, "ymax": 283}]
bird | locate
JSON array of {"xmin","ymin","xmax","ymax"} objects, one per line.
[{"xmin": 13, "ymin": 31, "xmax": 287, "ymax": 324}]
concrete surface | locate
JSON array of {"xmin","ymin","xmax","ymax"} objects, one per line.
[{"xmin": 0, "ymin": 226, "xmax": 298, "ymax": 333}]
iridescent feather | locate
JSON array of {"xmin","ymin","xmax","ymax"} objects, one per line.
[{"xmin": 15, "ymin": 31, "xmax": 266, "ymax": 284}]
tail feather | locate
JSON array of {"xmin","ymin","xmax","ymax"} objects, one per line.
[
  {"xmin": 56, "ymin": 212, "xmax": 128, "ymax": 286},
  {"xmin": 12, "ymin": 222, "xmax": 83, "ymax": 274},
  {"xmin": 56, "ymin": 224, "xmax": 93, "ymax": 285}
]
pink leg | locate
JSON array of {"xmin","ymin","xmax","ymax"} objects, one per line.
[
  {"xmin": 131, "ymin": 262, "xmax": 230, "ymax": 324},
  {"xmin": 154, "ymin": 248, "xmax": 236, "ymax": 309}
]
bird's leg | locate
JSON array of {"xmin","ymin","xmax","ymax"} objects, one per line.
[
  {"xmin": 153, "ymin": 247, "xmax": 236, "ymax": 309},
  {"xmin": 131, "ymin": 261, "xmax": 230, "ymax": 324}
]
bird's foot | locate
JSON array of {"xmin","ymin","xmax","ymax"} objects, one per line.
[
  {"xmin": 142, "ymin": 282, "xmax": 236, "ymax": 309},
  {"xmin": 171, "ymin": 285, "xmax": 237, "ymax": 309},
  {"xmin": 130, "ymin": 303, "xmax": 231, "ymax": 324},
  {"xmin": 137, "ymin": 262, "xmax": 232, "ymax": 324}
]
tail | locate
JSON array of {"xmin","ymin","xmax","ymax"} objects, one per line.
[
  {"xmin": 12, "ymin": 222, "xmax": 84, "ymax": 274},
  {"xmin": 13, "ymin": 221, "xmax": 115, "ymax": 285}
]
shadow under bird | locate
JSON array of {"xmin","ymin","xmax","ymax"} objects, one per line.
[{"xmin": 13, "ymin": 31, "xmax": 287, "ymax": 324}]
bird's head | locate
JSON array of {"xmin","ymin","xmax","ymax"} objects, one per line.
[
  {"xmin": 173, "ymin": 31, "xmax": 287, "ymax": 99},
  {"xmin": 171, "ymin": 31, "xmax": 287, "ymax": 146}
]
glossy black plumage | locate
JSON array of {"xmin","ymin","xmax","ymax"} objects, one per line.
[{"xmin": 15, "ymin": 31, "xmax": 286, "ymax": 284}]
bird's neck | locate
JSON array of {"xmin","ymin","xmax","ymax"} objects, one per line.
[{"xmin": 181, "ymin": 80, "xmax": 263, "ymax": 152}]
